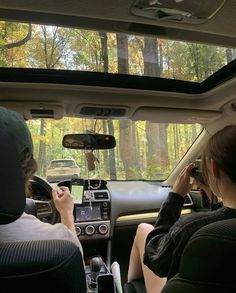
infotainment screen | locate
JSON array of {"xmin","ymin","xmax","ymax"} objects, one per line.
[
  {"xmin": 76, "ymin": 206, "xmax": 101, "ymax": 221},
  {"xmin": 71, "ymin": 184, "xmax": 84, "ymax": 204}
]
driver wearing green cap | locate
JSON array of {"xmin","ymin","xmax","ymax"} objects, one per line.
[{"xmin": 0, "ymin": 107, "xmax": 83, "ymax": 254}]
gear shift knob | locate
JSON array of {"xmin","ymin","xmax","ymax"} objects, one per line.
[{"xmin": 90, "ymin": 256, "xmax": 103, "ymax": 282}]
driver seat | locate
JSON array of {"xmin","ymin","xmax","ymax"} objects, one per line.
[{"xmin": 0, "ymin": 130, "xmax": 86, "ymax": 293}]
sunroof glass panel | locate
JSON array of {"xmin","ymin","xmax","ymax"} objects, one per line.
[{"xmin": 0, "ymin": 21, "xmax": 235, "ymax": 83}]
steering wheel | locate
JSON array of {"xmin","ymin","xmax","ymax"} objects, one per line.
[{"xmin": 26, "ymin": 175, "xmax": 60, "ymax": 224}]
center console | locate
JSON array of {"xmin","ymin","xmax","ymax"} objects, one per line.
[
  {"xmin": 59, "ymin": 178, "xmax": 116, "ymax": 291},
  {"xmin": 71, "ymin": 179, "xmax": 111, "ymax": 241}
]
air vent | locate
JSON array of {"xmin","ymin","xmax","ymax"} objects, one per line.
[
  {"xmin": 35, "ymin": 202, "xmax": 51, "ymax": 213},
  {"xmin": 184, "ymin": 194, "xmax": 193, "ymax": 206},
  {"xmin": 131, "ymin": 0, "xmax": 225, "ymax": 24},
  {"xmin": 80, "ymin": 106, "xmax": 126, "ymax": 118},
  {"xmin": 94, "ymin": 191, "xmax": 109, "ymax": 200}
]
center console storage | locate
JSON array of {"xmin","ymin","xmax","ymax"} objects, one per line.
[
  {"xmin": 86, "ymin": 256, "xmax": 115, "ymax": 293},
  {"xmin": 69, "ymin": 179, "xmax": 117, "ymax": 292}
]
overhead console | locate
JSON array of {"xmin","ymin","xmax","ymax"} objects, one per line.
[
  {"xmin": 70, "ymin": 179, "xmax": 111, "ymax": 241},
  {"xmin": 0, "ymin": 102, "xmax": 64, "ymax": 120}
]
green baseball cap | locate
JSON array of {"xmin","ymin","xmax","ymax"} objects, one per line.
[{"xmin": 0, "ymin": 107, "xmax": 33, "ymax": 161}]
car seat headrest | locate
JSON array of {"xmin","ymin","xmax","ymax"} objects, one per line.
[{"xmin": 0, "ymin": 129, "xmax": 26, "ymax": 224}]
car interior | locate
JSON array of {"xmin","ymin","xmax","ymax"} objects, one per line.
[{"xmin": 0, "ymin": 1, "xmax": 236, "ymax": 292}]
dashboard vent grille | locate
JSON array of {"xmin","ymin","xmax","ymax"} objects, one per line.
[
  {"xmin": 35, "ymin": 202, "xmax": 51, "ymax": 213},
  {"xmin": 94, "ymin": 192, "xmax": 109, "ymax": 200}
]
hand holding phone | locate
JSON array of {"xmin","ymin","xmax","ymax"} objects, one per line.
[{"xmin": 53, "ymin": 185, "xmax": 63, "ymax": 197}]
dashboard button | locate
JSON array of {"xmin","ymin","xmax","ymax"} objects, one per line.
[
  {"xmin": 98, "ymin": 224, "xmax": 108, "ymax": 235},
  {"xmin": 75, "ymin": 226, "xmax": 82, "ymax": 236},
  {"xmin": 85, "ymin": 225, "xmax": 95, "ymax": 236}
]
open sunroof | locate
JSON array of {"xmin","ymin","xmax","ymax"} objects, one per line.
[{"xmin": 1, "ymin": 20, "xmax": 235, "ymax": 85}]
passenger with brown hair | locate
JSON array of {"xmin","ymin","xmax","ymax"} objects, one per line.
[
  {"xmin": 0, "ymin": 107, "xmax": 83, "ymax": 254},
  {"xmin": 127, "ymin": 125, "xmax": 236, "ymax": 293}
]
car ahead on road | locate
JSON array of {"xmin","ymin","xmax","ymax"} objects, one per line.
[
  {"xmin": 46, "ymin": 159, "xmax": 80, "ymax": 182},
  {"xmin": 0, "ymin": 1, "xmax": 236, "ymax": 292}
]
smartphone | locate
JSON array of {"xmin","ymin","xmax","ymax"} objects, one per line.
[
  {"xmin": 97, "ymin": 274, "xmax": 115, "ymax": 293},
  {"xmin": 70, "ymin": 178, "xmax": 84, "ymax": 204},
  {"xmin": 190, "ymin": 159, "xmax": 205, "ymax": 184}
]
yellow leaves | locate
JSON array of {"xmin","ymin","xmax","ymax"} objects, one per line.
[{"xmin": 31, "ymin": 133, "xmax": 48, "ymax": 144}]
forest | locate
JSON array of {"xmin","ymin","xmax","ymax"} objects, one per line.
[{"xmin": 0, "ymin": 21, "xmax": 235, "ymax": 180}]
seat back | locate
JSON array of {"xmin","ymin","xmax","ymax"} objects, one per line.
[
  {"xmin": 0, "ymin": 240, "xmax": 86, "ymax": 293},
  {"xmin": 161, "ymin": 218, "xmax": 236, "ymax": 293},
  {"xmin": 0, "ymin": 129, "xmax": 86, "ymax": 292}
]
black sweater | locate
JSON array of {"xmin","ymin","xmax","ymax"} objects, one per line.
[{"xmin": 143, "ymin": 192, "xmax": 236, "ymax": 280}]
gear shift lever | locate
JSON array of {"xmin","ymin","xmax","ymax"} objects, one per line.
[{"xmin": 90, "ymin": 256, "xmax": 103, "ymax": 283}]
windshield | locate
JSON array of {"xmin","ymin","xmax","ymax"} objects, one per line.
[
  {"xmin": 0, "ymin": 20, "xmax": 235, "ymax": 82},
  {"xmin": 27, "ymin": 118, "xmax": 202, "ymax": 181}
]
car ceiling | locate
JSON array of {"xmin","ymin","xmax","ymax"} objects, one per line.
[
  {"xmin": 1, "ymin": 0, "xmax": 236, "ymax": 47},
  {"xmin": 0, "ymin": 0, "xmax": 236, "ymax": 127}
]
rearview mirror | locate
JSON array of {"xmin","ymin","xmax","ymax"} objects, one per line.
[{"xmin": 62, "ymin": 134, "xmax": 116, "ymax": 150}]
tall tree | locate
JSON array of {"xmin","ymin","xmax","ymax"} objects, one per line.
[
  {"xmin": 100, "ymin": 31, "xmax": 117, "ymax": 179},
  {"xmin": 226, "ymin": 48, "xmax": 234, "ymax": 63},
  {"xmin": 37, "ymin": 119, "xmax": 47, "ymax": 175},
  {"xmin": 102, "ymin": 120, "xmax": 109, "ymax": 175},
  {"xmin": 33, "ymin": 25, "xmax": 73, "ymax": 174},
  {"xmin": 116, "ymin": 33, "xmax": 140, "ymax": 179},
  {"xmin": 143, "ymin": 37, "xmax": 169, "ymax": 175}
]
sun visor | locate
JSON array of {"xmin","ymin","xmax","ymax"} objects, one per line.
[
  {"xmin": 0, "ymin": 103, "xmax": 64, "ymax": 120},
  {"xmin": 132, "ymin": 107, "xmax": 222, "ymax": 124}
]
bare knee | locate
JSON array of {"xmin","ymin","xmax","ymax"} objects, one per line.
[{"xmin": 134, "ymin": 223, "xmax": 154, "ymax": 244}]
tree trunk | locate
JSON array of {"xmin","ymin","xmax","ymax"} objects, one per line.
[
  {"xmin": 99, "ymin": 32, "xmax": 109, "ymax": 72},
  {"xmin": 116, "ymin": 33, "xmax": 136, "ymax": 179},
  {"xmin": 100, "ymin": 32, "xmax": 117, "ymax": 179},
  {"xmin": 102, "ymin": 120, "xmax": 109, "ymax": 175},
  {"xmin": 191, "ymin": 124, "xmax": 197, "ymax": 142},
  {"xmin": 226, "ymin": 48, "xmax": 234, "ymax": 63},
  {"xmin": 107, "ymin": 120, "xmax": 117, "ymax": 180},
  {"xmin": 174, "ymin": 125, "xmax": 179, "ymax": 163},
  {"xmin": 144, "ymin": 37, "xmax": 160, "ymax": 77},
  {"xmin": 143, "ymin": 37, "xmax": 169, "ymax": 176},
  {"xmin": 132, "ymin": 121, "xmax": 141, "ymax": 176},
  {"xmin": 38, "ymin": 119, "xmax": 46, "ymax": 176},
  {"xmin": 119, "ymin": 119, "xmax": 137, "ymax": 179},
  {"xmin": 116, "ymin": 33, "xmax": 129, "ymax": 74},
  {"xmin": 189, "ymin": 44, "xmax": 200, "ymax": 82}
]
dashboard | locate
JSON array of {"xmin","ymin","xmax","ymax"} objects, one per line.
[
  {"xmin": 29, "ymin": 178, "xmax": 195, "ymax": 242},
  {"xmin": 27, "ymin": 177, "xmax": 198, "ymax": 272}
]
